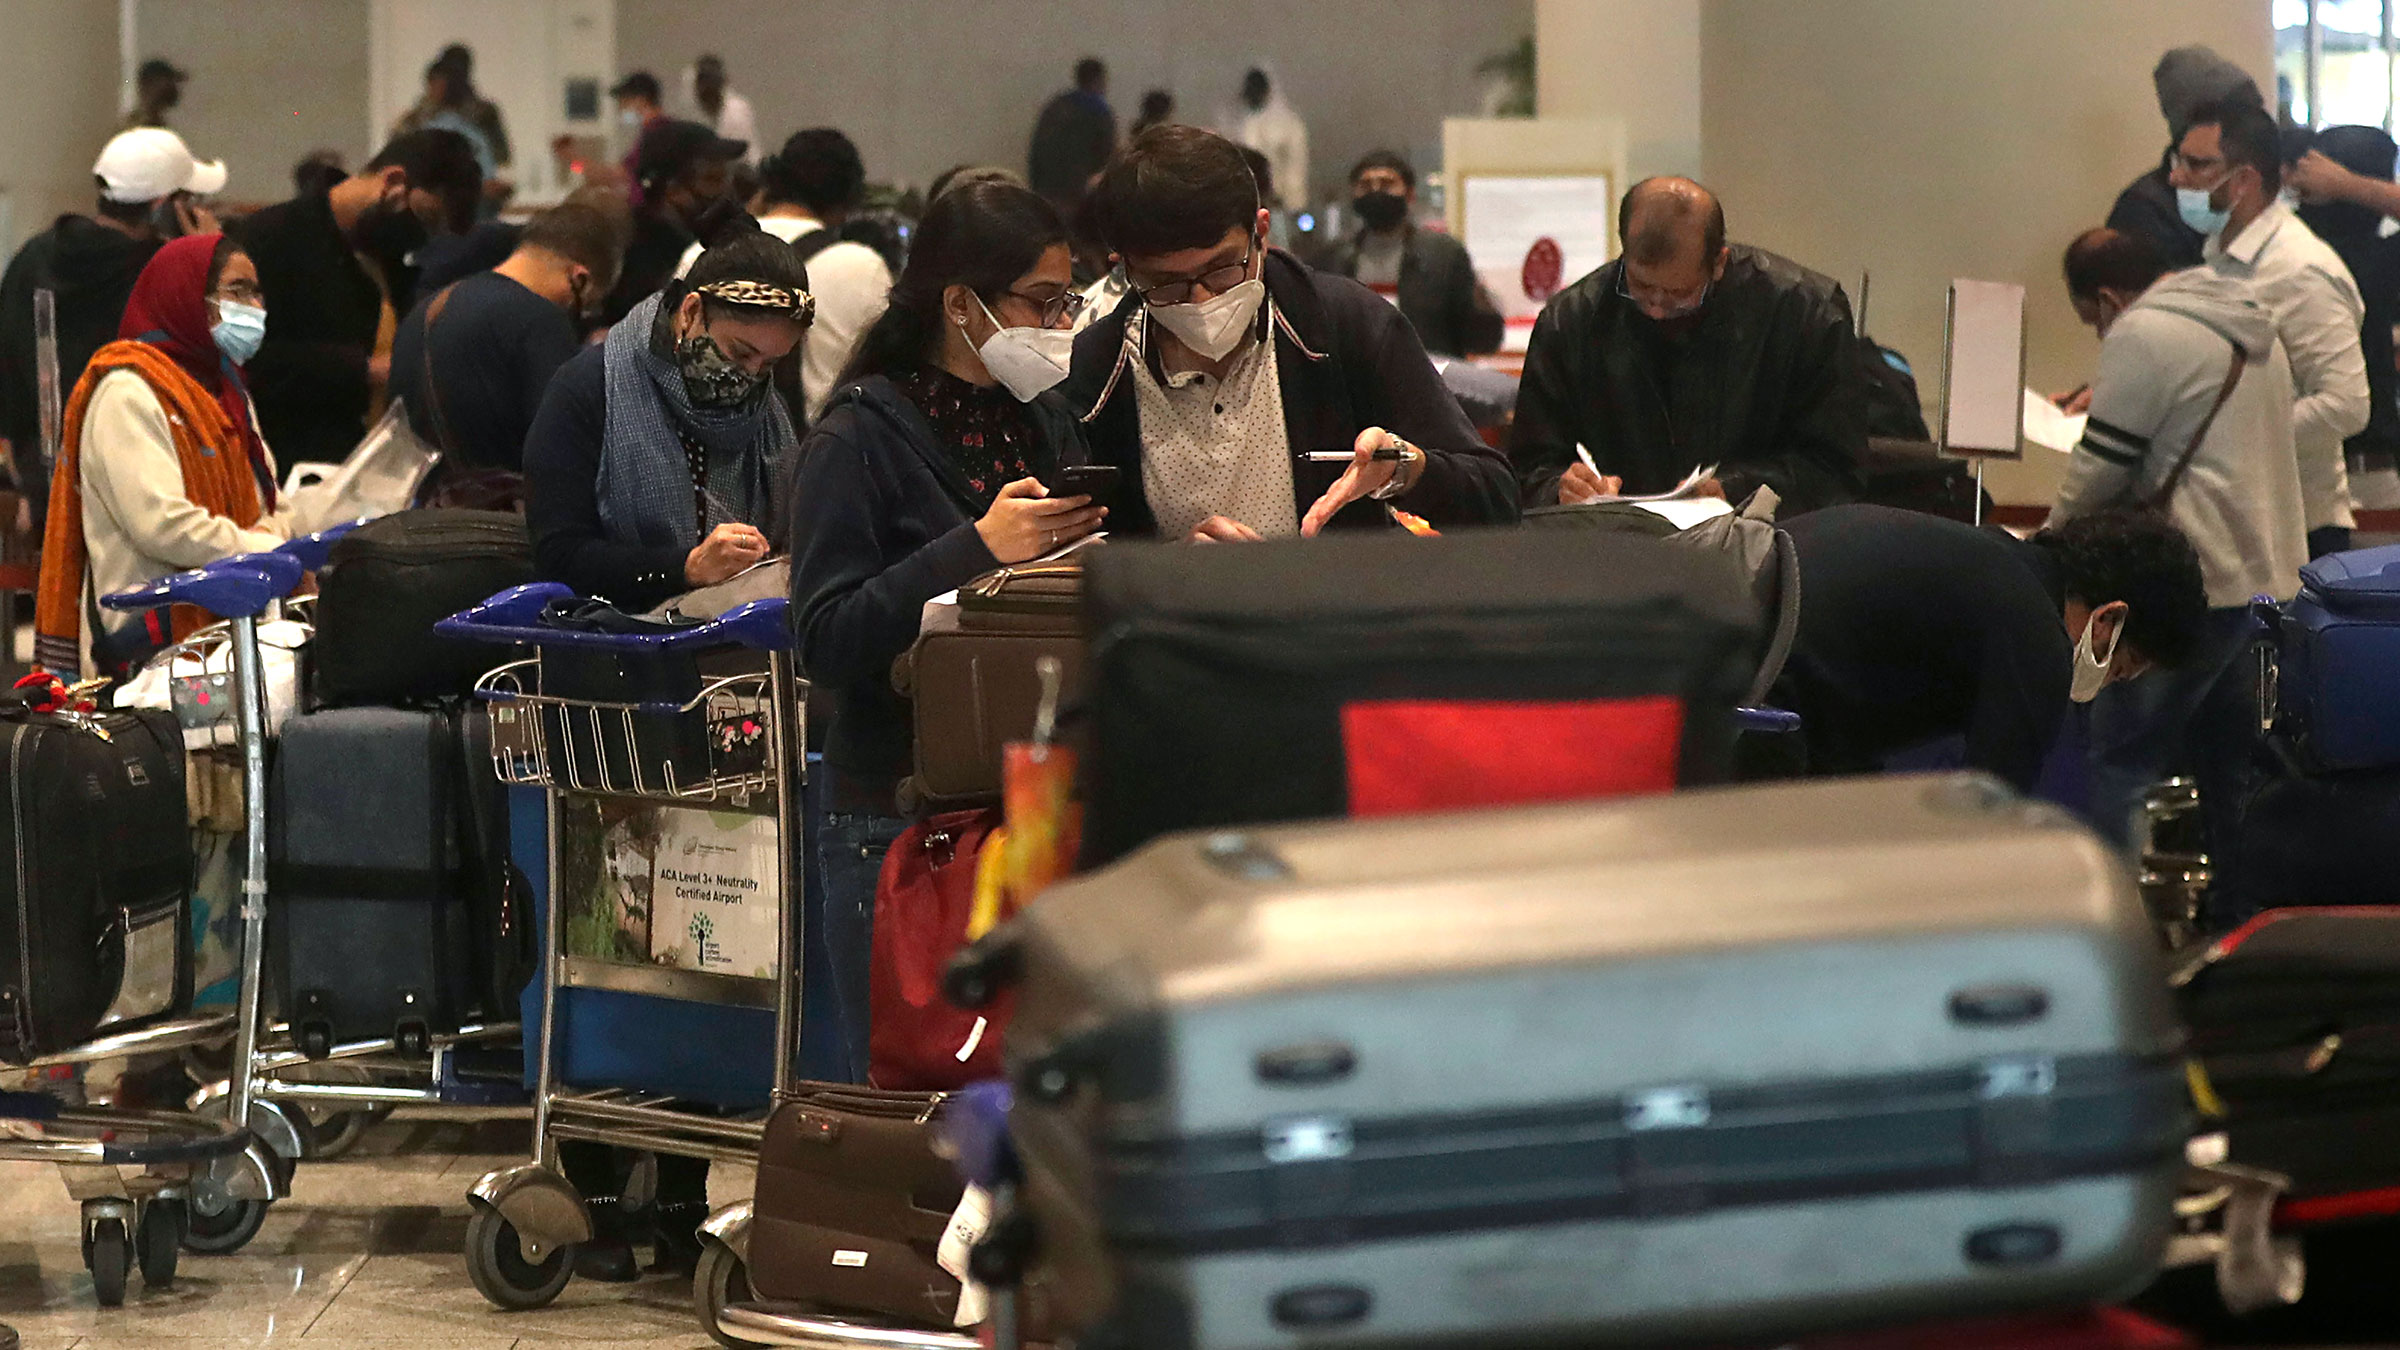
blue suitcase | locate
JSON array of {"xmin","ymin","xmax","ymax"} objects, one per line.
[
  {"xmin": 509, "ymin": 769, "xmax": 852, "ymax": 1110},
  {"xmin": 2271, "ymin": 544, "xmax": 2400, "ymax": 772}
]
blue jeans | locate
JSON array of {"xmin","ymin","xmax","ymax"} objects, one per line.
[
  {"xmin": 814, "ymin": 810, "xmax": 906, "ymax": 1083},
  {"xmin": 2086, "ymin": 606, "xmax": 2257, "ymax": 884}
]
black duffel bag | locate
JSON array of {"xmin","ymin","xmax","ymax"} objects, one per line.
[
  {"xmin": 313, "ymin": 509, "xmax": 533, "ymax": 707},
  {"xmin": 1080, "ymin": 529, "xmax": 1758, "ymax": 866}
]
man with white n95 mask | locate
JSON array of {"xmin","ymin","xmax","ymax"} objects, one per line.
[{"xmin": 1061, "ymin": 125, "xmax": 1516, "ymax": 543}]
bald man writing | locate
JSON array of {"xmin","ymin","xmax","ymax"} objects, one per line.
[{"xmin": 1510, "ymin": 176, "xmax": 1865, "ymax": 515}]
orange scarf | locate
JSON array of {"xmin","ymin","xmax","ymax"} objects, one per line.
[{"xmin": 35, "ymin": 340, "xmax": 266, "ymax": 675}]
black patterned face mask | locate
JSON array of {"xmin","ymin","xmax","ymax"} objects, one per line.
[{"xmin": 675, "ymin": 328, "xmax": 765, "ymax": 408}]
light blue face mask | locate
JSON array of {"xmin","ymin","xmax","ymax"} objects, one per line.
[
  {"xmin": 211, "ymin": 300, "xmax": 266, "ymax": 366},
  {"xmin": 2177, "ymin": 183, "xmax": 2232, "ymax": 238}
]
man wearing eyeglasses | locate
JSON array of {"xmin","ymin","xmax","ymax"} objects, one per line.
[
  {"xmin": 1065, "ymin": 124, "xmax": 1515, "ymax": 542},
  {"xmin": 2172, "ymin": 96, "xmax": 2368, "ymax": 560},
  {"xmin": 1509, "ymin": 176, "xmax": 1865, "ymax": 517}
]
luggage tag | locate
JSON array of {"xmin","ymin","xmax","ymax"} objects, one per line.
[{"xmin": 171, "ymin": 669, "xmax": 238, "ymax": 732}]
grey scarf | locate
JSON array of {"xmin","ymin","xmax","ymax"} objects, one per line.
[{"xmin": 597, "ymin": 290, "xmax": 793, "ymax": 553}]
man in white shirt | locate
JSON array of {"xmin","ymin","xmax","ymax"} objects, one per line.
[
  {"xmin": 677, "ymin": 128, "xmax": 892, "ymax": 422},
  {"xmin": 2173, "ymin": 96, "xmax": 2369, "ymax": 558},
  {"xmin": 1233, "ymin": 69, "xmax": 1309, "ymax": 212},
  {"xmin": 687, "ymin": 54, "xmax": 759, "ymax": 167}
]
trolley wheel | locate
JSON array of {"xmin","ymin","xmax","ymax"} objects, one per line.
[
  {"xmin": 182, "ymin": 1195, "xmax": 269, "ymax": 1255},
  {"xmin": 302, "ymin": 1109, "xmax": 372, "ymax": 1160},
  {"xmin": 465, "ymin": 1203, "xmax": 574, "ymax": 1311},
  {"xmin": 695, "ymin": 1238, "xmax": 766, "ymax": 1349},
  {"xmin": 137, "ymin": 1199, "xmax": 184, "ymax": 1287},
  {"xmin": 86, "ymin": 1217, "xmax": 130, "ymax": 1307}
]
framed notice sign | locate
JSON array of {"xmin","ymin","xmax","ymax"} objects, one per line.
[
  {"xmin": 1938, "ymin": 278, "xmax": 2028, "ymax": 460},
  {"xmin": 1461, "ymin": 173, "xmax": 1616, "ymax": 353}
]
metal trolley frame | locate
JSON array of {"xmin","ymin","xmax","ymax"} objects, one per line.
[{"xmin": 437, "ymin": 583, "xmax": 809, "ymax": 1314}]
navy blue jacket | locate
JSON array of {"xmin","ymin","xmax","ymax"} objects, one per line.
[
  {"xmin": 788, "ymin": 373, "xmax": 1088, "ymax": 810},
  {"xmin": 1061, "ymin": 249, "xmax": 1517, "ymax": 535}
]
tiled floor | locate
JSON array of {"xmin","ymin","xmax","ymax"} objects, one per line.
[{"xmin": 0, "ymin": 1109, "xmax": 751, "ymax": 1348}]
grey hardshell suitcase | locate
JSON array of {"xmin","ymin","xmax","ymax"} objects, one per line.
[{"xmin": 978, "ymin": 774, "xmax": 2187, "ymax": 1350}]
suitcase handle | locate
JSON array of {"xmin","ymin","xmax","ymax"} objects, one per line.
[
  {"xmin": 435, "ymin": 581, "xmax": 793, "ymax": 653},
  {"xmin": 101, "ymin": 552, "xmax": 303, "ymax": 620}
]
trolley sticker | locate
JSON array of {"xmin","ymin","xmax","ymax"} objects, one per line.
[{"xmin": 560, "ymin": 795, "xmax": 779, "ymax": 980}]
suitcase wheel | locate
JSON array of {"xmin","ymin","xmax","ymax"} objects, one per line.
[
  {"xmin": 395, "ymin": 1021, "xmax": 431, "ymax": 1059},
  {"xmin": 296, "ymin": 1022, "xmax": 334, "ymax": 1061}
]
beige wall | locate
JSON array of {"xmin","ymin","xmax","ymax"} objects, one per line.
[
  {"xmin": 0, "ymin": 1, "xmax": 125, "ymax": 251},
  {"xmin": 1700, "ymin": 0, "xmax": 2272, "ymax": 503},
  {"xmin": 615, "ymin": 0, "xmax": 1532, "ymax": 206},
  {"xmin": 1535, "ymin": 0, "xmax": 1700, "ymax": 183},
  {"xmin": 135, "ymin": 0, "xmax": 371, "ymax": 208}
]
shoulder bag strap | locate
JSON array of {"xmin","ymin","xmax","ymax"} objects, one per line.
[
  {"xmin": 417, "ymin": 283, "xmax": 462, "ymax": 458},
  {"xmin": 2146, "ymin": 341, "xmax": 2247, "ymax": 509}
]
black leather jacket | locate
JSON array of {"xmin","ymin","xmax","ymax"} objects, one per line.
[{"xmin": 1510, "ymin": 243, "xmax": 1865, "ymax": 516}]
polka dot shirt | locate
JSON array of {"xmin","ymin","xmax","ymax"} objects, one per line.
[{"xmin": 1129, "ymin": 308, "xmax": 1299, "ymax": 539}]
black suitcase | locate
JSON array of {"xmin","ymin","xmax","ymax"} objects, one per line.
[
  {"xmin": 312, "ymin": 508, "xmax": 532, "ymax": 707},
  {"xmin": 977, "ymin": 774, "xmax": 2185, "ymax": 1350},
  {"xmin": 0, "ymin": 708, "xmax": 190, "ymax": 1063},
  {"xmin": 1080, "ymin": 529, "xmax": 1757, "ymax": 864},
  {"xmin": 2178, "ymin": 908, "xmax": 2400, "ymax": 1216},
  {"xmin": 269, "ymin": 704, "xmax": 499, "ymax": 1056},
  {"xmin": 2215, "ymin": 761, "xmax": 2400, "ymax": 914}
]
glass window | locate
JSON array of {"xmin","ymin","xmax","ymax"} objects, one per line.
[{"xmin": 2284, "ymin": 0, "xmax": 2400, "ymax": 131}]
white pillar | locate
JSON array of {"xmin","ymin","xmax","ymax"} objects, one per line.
[{"xmin": 1534, "ymin": 0, "xmax": 1701, "ymax": 184}]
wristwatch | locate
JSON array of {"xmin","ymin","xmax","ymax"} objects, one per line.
[{"xmin": 1369, "ymin": 440, "xmax": 1426, "ymax": 500}]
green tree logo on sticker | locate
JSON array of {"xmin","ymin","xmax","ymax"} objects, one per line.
[{"xmin": 688, "ymin": 913, "xmax": 714, "ymax": 946}]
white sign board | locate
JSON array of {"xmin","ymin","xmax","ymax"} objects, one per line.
[
  {"xmin": 1939, "ymin": 279, "xmax": 2027, "ymax": 460},
  {"xmin": 1461, "ymin": 174, "xmax": 1616, "ymax": 352}
]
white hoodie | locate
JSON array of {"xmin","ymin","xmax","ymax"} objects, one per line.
[{"xmin": 2052, "ymin": 267, "xmax": 2308, "ymax": 608}]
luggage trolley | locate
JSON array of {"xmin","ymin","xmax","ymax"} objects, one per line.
[
  {"xmin": 173, "ymin": 523, "xmax": 530, "ymax": 1203},
  {"xmin": 90, "ymin": 551, "xmax": 314, "ymax": 1266},
  {"xmin": 436, "ymin": 583, "xmax": 807, "ymax": 1312}
]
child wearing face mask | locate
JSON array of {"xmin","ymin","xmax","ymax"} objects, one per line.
[
  {"xmin": 787, "ymin": 180, "xmax": 1101, "ymax": 1081},
  {"xmin": 34, "ymin": 232, "xmax": 292, "ymax": 678}
]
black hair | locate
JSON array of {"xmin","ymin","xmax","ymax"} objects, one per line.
[
  {"xmin": 2191, "ymin": 96, "xmax": 2284, "ymax": 197},
  {"xmin": 2062, "ymin": 226, "xmax": 2165, "ymax": 301},
  {"xmin": 842, "ymin": 180, "xmax": 1066, "ymax": 384},
  {"xmin": 1075, "ymin": 57, "xmax": 1106, "ymax": 90},
  {"xmin": 688, "ymin": 227, "xmax": 811, "ymax": 297},
  {"xmin": 366, "ymin": 128, "xmax": 485, "ymax": 231},
  {"xmin": 1134, "ymin": 89, "xmax": 1175, "ymax": 130},
  {"xmin": 1618, "ymin": 177, "xmax": 1725, "ymax": 266},
  {"xmin": 1089, "ymin": 124, "xmax": 1259, "ymax": 258},
  {"xmin": 2038, "ymin": 509, "xmax": 2209, "ymax": 669},
  {"xmin": 205, "ymin": 235, "xmax": 241, "ymax": 295},
  {"xmin": 928, "ymin": 163, "xmax": 1024, "ymax": 204},
  {"xmin": 1349, "ymin": 149, "xmax": 1416, "ymax": 192},
  {"xmin": 93, "ymin": 178, "xmax": 154, "ymax": 225},
  {"xmin": 759, "ymin": 129, "xmax": 867, "ymax": 216},
  {"xmin": 292, "ymin": 151, "xmax": 347, "ymax": 198},
  {"xmin": 521, "ymin": 201, "xmax": 629, "ymax": 294},
  {"xmin": 612, "ymin": 71, "xmax": 663, "ymax": 105}
]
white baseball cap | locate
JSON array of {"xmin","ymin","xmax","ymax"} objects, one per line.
[{"xmin": 93, "ymin": 128, "xmax": 228, "ymax": 204}]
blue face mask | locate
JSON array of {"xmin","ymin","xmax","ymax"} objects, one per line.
[
  {"xmin": 2177, "ymin": 183, "xmax": 2232, "ymax": 238},
  {"xmin": 211, "ymin": 300, "xmax": 266, "ymax": 366}
]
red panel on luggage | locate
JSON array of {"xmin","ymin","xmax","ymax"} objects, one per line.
[{"xmin": 1341, "ymin": 696, "xmax": 1683, "ymax": 818}]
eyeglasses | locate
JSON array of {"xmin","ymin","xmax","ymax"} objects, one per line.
[
  {"xmin": 1616, "ymin": 268, "xmax": 1711, "ymax": 319},
  {"xmin": 2171, "ymin": 150, "xmax": 2229, "ymax": 178},
  {"xmin": 1133, "ymin": 246, "xmax": 1256, "ymax": 307},
  {"xmin": 997, "ymin": 287, "xmax": 1087, "ymax": 328},
  {"xmin": 212, "ymin": 280, "xmax": 264, "ymax": 306}
]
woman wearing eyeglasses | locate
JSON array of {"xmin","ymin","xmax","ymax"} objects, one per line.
[
  {"xmin": 787, "ymin": 178, "xmax": 1101, "ymax": 1080},
  {"xmin": 35, "ymin": 232, "xmax": 292, "ymax": 678}
]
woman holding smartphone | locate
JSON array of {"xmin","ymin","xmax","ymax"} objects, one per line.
[{"xmin": 788, "ymin": 178, "xmax": 1101, "ymax": 1079}]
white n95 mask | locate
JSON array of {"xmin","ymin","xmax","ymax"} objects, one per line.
[
  {"xmin": 2068, "ymin": 608, "xmax": 2124, "ymax": 703},
  {"xmin": 969, "ymin": 295, "xmax": 1074, "ymax": 402},
  {"xmin": 1148, "ymin": 278, "xmax": 1265, "ymax": 362}
]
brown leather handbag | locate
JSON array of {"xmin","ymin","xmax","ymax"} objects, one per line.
[
  {"xmin": 891, "ymin": 559, "xmax": 1086, "ymax": 812},
  {"xmin": 749, "ymin": 1084, "xmax": 965, "ymax": 1323}
]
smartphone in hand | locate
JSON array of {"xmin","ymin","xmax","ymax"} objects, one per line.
[{"xmin": 1055, "ymin": 463, "xmax": 1120, "ymax": 504}]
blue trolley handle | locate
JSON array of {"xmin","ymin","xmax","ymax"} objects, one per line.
[
  {"xmin": 1735, "ymin": 706, "xmax": 1802, "ymax": 735},
  {"xmin": 434, "ymin": 582, "xmax": 794, "ymax": 654},
  {"xmin": 275, "ymin": 517, "xmax": 370, "ymax": 572},
  {"xmin": 100, "ymin": 552, "xmax": 304, "ymax": 621}
]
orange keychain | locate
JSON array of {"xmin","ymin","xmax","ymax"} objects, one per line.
[{"xmin": 968, "ymin": 657, "xmax": 1080, "ymax": 940}]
